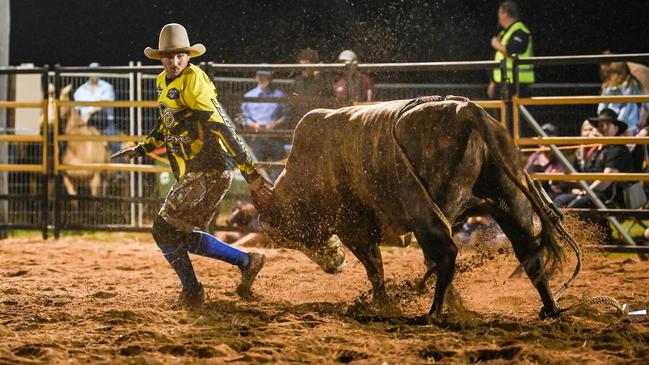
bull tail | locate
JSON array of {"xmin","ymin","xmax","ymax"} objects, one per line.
[{"xmin": 468, "ymin": 104, "xmax": 565, "ymax": 277}]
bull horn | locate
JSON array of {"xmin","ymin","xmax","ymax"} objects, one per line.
[{"xmin": 261, "ymin": 223, "xmax": 347, "ymax": 273}]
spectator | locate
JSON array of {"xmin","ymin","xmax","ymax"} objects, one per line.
[
  {"xmin": 214, "ymin": 201, "xmax": 272, "ymax": 247},
  {"xmin": 241, "ymin": 67, "xmax": 288, "ymax": 169},
  {"xmin": 630, "ymin": 114, "xmax": 649, "ymax": 173},
  {"xmin": 627, "ymin": 61, "xmax": 649, "ymax": 132},
  {"xmin": 525, "ymin": 123, "xmax": 559, "ymax": 172},
  {"xmin": 554, "ymin": 109, "xmax": 633, "ymax": 208},
  {"xmin": 598, "ymin": 50, "xmax": 613, "ymax": 84},
  {"xmin": 291, "ymin": 47, "xmax": 332, "ymax": 127},
  {"xmin": 575, "ymin": 119, "xmax": 600, "ymax": 171},
  {"xmin": 487, "ymin": 1, "xmax": 534, "ymax": 99},
  {"xmin": 598, "ymin": 61, "xmax": 644, "ymax": 134},
  {"xmin": 73, "ymin": 62, "xmax": 120, "ymax": 153},
  {"xmin": 333, "ymin": 50, "xmax": 375, "ymax": 108},
  {"xmin": 524, "ymin": 123, "xmax": 570, "ymax": 198}
]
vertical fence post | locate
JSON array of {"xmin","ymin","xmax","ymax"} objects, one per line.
[
  {"xmin": 0, "ymin": 0, "xmax": 9, "ymax": 239},
  {"xmin": 128, "ymin": 61, "xmax": 136, "ymax": 227},
  {"xmin": 499, "ymin": 59, "xmax": 513, "ymax": 135},
  {"xmin": 512, "ymin": 54, "xmax": 520, "ymax": 98},
  {"xmin": 135, "ymin": 61, "xmax": 144, "ymax": 228},
  {"xmin": 511, "ymin": 55, "xmax": 520, "ymax": 145},
  {"xmin": 53, "ymin": 66, "xmax": 61, "ymax": 239},
  {"xmin": 40, "ymin": 66, "xmax": 50, "ymax": 239}
]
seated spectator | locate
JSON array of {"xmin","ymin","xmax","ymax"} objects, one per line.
[
  {"xmin": 525, "ymin": 123, "xmax": 559, "ymax": 172},
  {"xmin": 241, "ymin": 67, "xmax": 288, "ymax": 179},
  {"xmin": 214, "ymin": 202, "xmax": 273, "ymax": 248},
  {"xmin": 575, "ymin": 119, "xmax": 601, "ymax": 171},
  {"xmin": 291, "ymin": 48, "xmax": 333, "ymax": 127},
  {"xmin": 631, "ymin": 115, "xmax": 649, "ymax": 173},
  {"xmin": 554, "ymin": 109, "xmax": 633, "ymax": 208},
  {"xmin": 73, "ymin": 62, "xmax": 120, "ymax": 153},
  {"xmin": 597, "ymin": 61, "xmax": 644, "ymax": 135},
  {"xmin": 524, "ymin": 123, "xmax": 570, "ymax": 198},
  {"xmin": 456, "ymin": 215, "xmax": 499, "ymax": 243},
  {"xmin": 333, "ymin": 50, "xmax": 376, "ymax": 108}
]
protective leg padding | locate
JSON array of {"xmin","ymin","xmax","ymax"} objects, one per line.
[
  {"xmin": 187, "ymin": 231, "xmax": 250, "ymax": 269},
  {"xmin": 152, "ymin": 216, "xmax": 201, "ymax": 292}
]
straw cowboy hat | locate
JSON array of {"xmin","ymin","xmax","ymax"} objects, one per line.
[{"xmin": 144, "ymin": 23, "xmax": 206, "ymax": 60}]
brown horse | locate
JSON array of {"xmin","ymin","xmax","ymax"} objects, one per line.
[{"xmin": 59, "ymin": 84, "xmax": 110, "ymax": 197}]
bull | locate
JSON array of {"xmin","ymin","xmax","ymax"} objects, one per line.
[{"xmin": 259, "ymin": 96, "xmax": 566, "ymax": 319}]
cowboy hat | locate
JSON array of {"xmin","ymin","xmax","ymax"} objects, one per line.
[
  {"xmin": 144, "ymin": 23, "xmax": 206, "ymax": 60},
  {"xmin": 588, "ymin": 108, "xmax": 628, "ymax": 134}
]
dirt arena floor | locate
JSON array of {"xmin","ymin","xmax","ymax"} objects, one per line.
[{"xmin": 1, "ymin": 229, "xmax": 648, "ymax": 364}]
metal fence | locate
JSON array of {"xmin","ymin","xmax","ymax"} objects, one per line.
[
  {"xmin": 0, "ymin": 66, "xmax": 48, "ymax": 236},
  {"xmin": 512, "ymin": 53, "xmax": 649, "ymax": 250},
  {"xmin": 1, "ymin": 55, "xmax": 647, "ymax": 242}
]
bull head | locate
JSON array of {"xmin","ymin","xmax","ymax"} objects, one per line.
[{"xmin": 258, "ymin": 170, "xmax": 347, "ymax": 273}]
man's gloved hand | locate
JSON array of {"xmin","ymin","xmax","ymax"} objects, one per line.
[
  {"xmin": 249, "ymin": 175, "xmax": 273, "ymax": 209},
  {"xmin": 111, "ymin": 146, "xmax": 141, "ymax": 160}
]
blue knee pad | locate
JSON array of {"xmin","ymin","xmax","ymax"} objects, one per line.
[
  {"xmin": 152, "ymin": 216, "xmax": 201, "ymax": 292},
  {"xmin": 187, "ymin": 231, "xmax": 250, "ymax": 269}
]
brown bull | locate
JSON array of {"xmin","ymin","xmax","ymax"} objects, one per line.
[{"xmin": 259, "ymin": 96, "xmax": 565, "ymax": 319}]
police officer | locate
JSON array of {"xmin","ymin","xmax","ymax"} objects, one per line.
[
  {"xmin": 488, "ymin": 1, "xmax": 534, "ymax": 99},
  {"xmin": 112, "ymin": 23, "xmax": 272, "ymax": 306}
]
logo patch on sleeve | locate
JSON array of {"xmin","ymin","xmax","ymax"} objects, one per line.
[{"xmin": 167, "ymin": 88, "xmax": 180, "ymax": 100}]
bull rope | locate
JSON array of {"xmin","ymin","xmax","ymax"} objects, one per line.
[
  {"xmin": 393, "ymin": 97, "xmax": 624, "ymax": 316},
  {"xmin": 391, "ymin": 96, "xmax": 453, "ymax": 236}
]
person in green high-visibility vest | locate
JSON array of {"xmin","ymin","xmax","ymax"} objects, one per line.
[{"xmin": 487, "ymin": 1, "xmax": 534, "ymax": 99}]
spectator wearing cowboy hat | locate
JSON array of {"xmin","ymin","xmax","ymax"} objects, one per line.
[
  {"xmin": 111, "ymin": 23, "xmax": 271, "ymax": 307},
  {"xmin": 553, "ymin": 108, "xmax": 633, "ymax": 208}
]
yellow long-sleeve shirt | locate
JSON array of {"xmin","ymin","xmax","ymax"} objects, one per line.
[{"xmin": 136, "ymin": 64, "xmax": 258, "ymax": 182}]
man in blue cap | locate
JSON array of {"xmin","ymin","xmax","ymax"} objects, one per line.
[{"xmin": 241, "ymin": 67, "xmax": 288, "ymax": 179}]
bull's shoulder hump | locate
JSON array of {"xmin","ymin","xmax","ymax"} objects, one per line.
[
  {"xmin": 294, "ymin": 108, "xmax": 337, "ymax": 133},
  {"xmin": 411, "ymin": 99, "xmax": 482, "ymax": 117}
]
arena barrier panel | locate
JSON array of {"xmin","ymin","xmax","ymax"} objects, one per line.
[
  {"xmin": 0, "ymin": 66, "xmax": 49, "ymax": 238},
  {"xmin": 51, "ymin": 65, "xmax": 163, "ymax": 237},
  {"xmin": 45, "ymin": 61, "xmax": 513, "ymax": 236},
  {"xmin": 4, "ymin": 58, "xmax": 643, "ymax": 241},
  {"xmin": 510, "ymin": 53, "xmax": 649, "ymax": 251}
]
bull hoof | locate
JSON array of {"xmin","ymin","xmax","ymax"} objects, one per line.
[
  {"xmin": 538, "ymin": 306, "xmax": 561, "ymax": 320},
  {"xmin": 323, "ymin": 258, "xmax": 347, "ymax": 274},
  {"xmin": 311, "ymin": 236, "xmax": 347, "ymax": 274},
  {"xmin": 372, "ymin": 292, "xmax": 389, "ymax": 306}
]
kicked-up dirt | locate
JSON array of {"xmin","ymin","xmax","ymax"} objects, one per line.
[{"xmin": 0, "ymin": 231, "xmax": 648, "ymax": 364}]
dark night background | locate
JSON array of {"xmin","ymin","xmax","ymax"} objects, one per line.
[{"xmin": 8, "ymin": 0, "xmax": 649, "ymax": 83}]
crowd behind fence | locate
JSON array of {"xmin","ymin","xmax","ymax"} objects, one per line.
[{"xmin": 0, "ymin": 54, "xmax": 648, "ymax": 242}]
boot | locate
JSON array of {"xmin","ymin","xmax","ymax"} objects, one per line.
[
  {"xmin": 174, "ymin": 282, "xmax": 206, "ymax": 308},
  {"xmin": 236, "ymin": 252, "xmax": 265, "ymax": 298}
]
